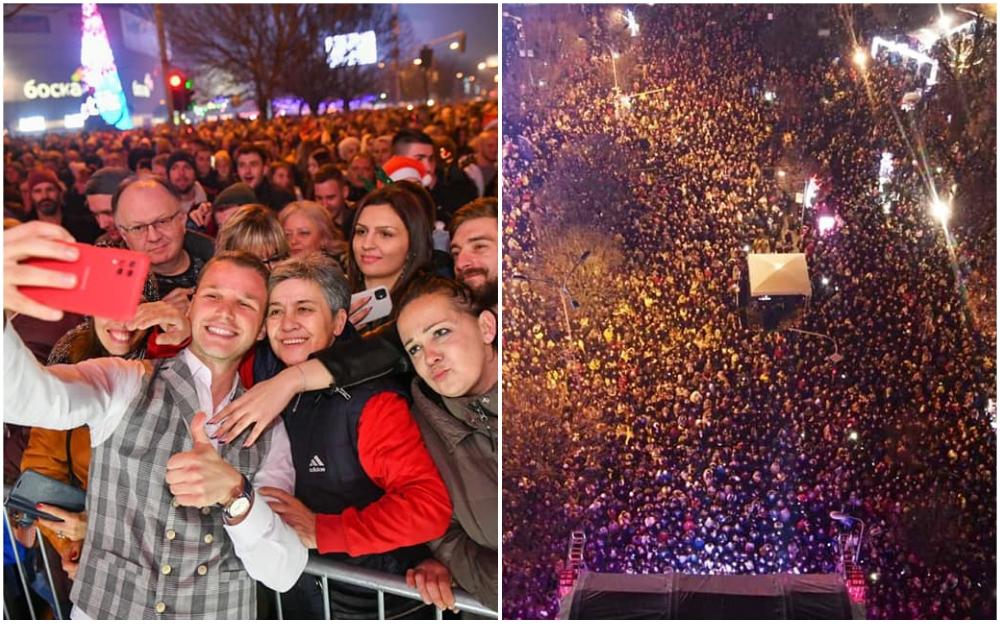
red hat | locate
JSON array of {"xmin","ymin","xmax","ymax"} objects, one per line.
[
  {"xmin": 26, "ymin": 169, "xmax": 62, "ymax": 192},
  {"xmin": 380, "ymin": 155, "xmax": 432, "ymax": 188}
]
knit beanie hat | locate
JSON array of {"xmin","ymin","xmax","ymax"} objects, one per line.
[
  {"xmin": 85, "ymin": 167, "xmax": 132, "ymax": 196},
  {"xmin": 213, "ymin": 182, "xmax": 257, "ymax": 213},
  {"xmin": 26, "ymin": 169, "xmax": 62, "ymax": 192},
  {"xmin": 166, "ymin": 150, "xmax": 196, "ymax": 174}
]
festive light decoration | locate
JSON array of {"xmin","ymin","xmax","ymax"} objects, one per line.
[
  {"xmin": 80, "ymin": 3, "xmax": 132, "ymax": 129},
  {"xmin": 870, "ymin": 36, "xmax": 939, "ymax": 85}
]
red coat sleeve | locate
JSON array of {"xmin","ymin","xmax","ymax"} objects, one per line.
[
  {"xmin": 144, "ymin": 329, "xmax": 189, "ymax": 359},
  {"xmin": 314, "ymin": 392, "xmax": 453, "ymax": 556}
]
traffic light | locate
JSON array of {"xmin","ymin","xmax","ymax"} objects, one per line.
[
  {"xmin": 167, "ymin": 69, "xmax": 194, "ymax": 111},
  {"xmin": 419, "ymin": 46, "xmax": 434, "ymax": 69}
]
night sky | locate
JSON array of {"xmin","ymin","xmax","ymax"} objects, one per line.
[{"xmin": 400, "ymin": 3, "xmax": 497, "ymax": 74}]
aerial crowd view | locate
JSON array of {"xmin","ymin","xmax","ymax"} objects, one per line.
[{"xmin": 502, "ymin": 3, "xmax": 995, "ymax": 620}]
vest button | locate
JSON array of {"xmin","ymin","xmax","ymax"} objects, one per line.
[
  {"xmin": 197, "ymin": 564, "xmax": 208, "ymax": 576},
  {"xmin": 203, "ymin": 533, "xmax": 214, "ymax": 544},
  {"xmin": 170, "ymin": 498, "xmax": 180, "ymax": 508},
  {"xmin": 165, "ymin": 529, "xmax": 176, "ymax": 540},
  {"xmin": 161, "ymin": 563, "xmax": 172, "ymax": 575},
  {"xmin": 201, "ymin": 506, "xmax": 212, "ymax": 515},
  {"xmin": 154, "ymin": 601, "xmax": 166, "ymax": 614}
]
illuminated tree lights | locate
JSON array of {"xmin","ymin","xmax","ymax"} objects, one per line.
[{"xmin": 80, "ymin": 2, "xmax": 132, "ymax": 129}]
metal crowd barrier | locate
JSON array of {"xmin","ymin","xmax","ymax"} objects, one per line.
[
  {"xmin": 287, "ymin": 555, "xmax": 497, "ymax": 619},
  {"xmin": 3, "ymin": 489, "xmax": 497, "ymax": 620}
]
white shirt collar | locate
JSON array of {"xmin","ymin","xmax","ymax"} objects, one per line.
[{"xmin": 179, "ymin": 347, "xmax": 241, "ymax": 419}]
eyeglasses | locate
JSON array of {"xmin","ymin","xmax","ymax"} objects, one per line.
[
  {"xmin": 262, "ymin": 252, "xmax": 289, "ymax": 269},
  {"xmin": 116, "ymin": 210, "xmax": 183, "ymax": 238}
]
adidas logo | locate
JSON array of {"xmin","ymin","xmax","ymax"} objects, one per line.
[{"xmin": 308, "ymin": 455, "xmax": 325, "ymax": 473}]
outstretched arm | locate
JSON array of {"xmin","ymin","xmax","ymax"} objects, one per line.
[
  {"xmin": 2, "ymin": 221, "xmax": 143, "ymax": 439},
  {"xmin": 211, "ymin": 326, "xmax": 408, "ymax": 445},
  {"xmin": 4, "ymin": 323, "xmax": 143, "ymax": 442}
]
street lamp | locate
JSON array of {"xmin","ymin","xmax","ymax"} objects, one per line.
[
  {"xmin": 852, "ymin": 48, "xmax": 867, "ymax": 68},
  {"xmin": 930, "ymin": 196, "xmax": 951, "ymax": 223},
  {"xmin": 608, "ymin": 46, "xmax": 620, "ymax": 92},
  {"xmin": 786, "ymin": 328, "xmax": 843, "ymax": 363},
  {"xmin": 511, "ymin": 250, "xmax": 591, "ymax": 345},
  {"xmin": 830, "ymin": 511, "xmax": 866, "ymax": 564}
]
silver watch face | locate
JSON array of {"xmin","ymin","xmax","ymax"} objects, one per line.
[{"xmin": 227, "ymin": 496, "xmax": 251, "ymax": 518}]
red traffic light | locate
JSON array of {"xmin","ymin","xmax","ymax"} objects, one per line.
[{"xmin": 168, "ymin": 73, "xmax": 183, "ymax": 88}]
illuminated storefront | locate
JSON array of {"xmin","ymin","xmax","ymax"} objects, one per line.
[{"xmin": 4, "ymin": 3, "xmax": 166, "ymax": 134}]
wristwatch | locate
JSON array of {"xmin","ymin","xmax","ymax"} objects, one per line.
[{"xmin": 223, "ymin": 474, "xmax": 254, "ymax": 522}]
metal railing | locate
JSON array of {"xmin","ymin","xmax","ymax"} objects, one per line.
[
  {"xmin": 3, "ymin": 489, "xmax": 497, "ymax": 620},
  {"xmin": 287, "ymin": 555, "xmax": 497, "ymax": 619}
]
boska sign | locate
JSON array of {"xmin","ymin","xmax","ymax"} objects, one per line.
[{"xmin": 23, "ymin": 80, "xmax": 84, "ymax": 100}]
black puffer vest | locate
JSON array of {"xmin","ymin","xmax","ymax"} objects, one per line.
[{"xmin": 282, "ymin": 375, "xmax": 430, "ymax": 618}]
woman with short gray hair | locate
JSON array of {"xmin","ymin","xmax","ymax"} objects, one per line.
[{"xmin": 258, "ymin": 251, "xmax": 451, "ymax": 620}]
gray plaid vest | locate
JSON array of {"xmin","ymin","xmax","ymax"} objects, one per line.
[{"xmin": 71, "ymin": 356, "xmax": 272, "ymax": 619}]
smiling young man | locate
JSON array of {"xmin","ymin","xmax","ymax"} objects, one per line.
[
  {"xmin": 236, "ymin": 144, "xmax": 294, "ymax": 213},
  {"xmin": 3, "ymin": 225, "xmax": 306, "ymax": 619},
  {"xmin": 449, "ymin": 197, "xmax": 499, "ymax": 304}
]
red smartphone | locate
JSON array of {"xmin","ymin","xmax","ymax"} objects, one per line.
[{"xmin": 19, "ymin": 242, "xmax": 151, "ymax": 322}]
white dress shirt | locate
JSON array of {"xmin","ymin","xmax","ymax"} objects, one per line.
[{"xmin": 4, "ymin": 324, "xmax": 307, "ymax": 618}]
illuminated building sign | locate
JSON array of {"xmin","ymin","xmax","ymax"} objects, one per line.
[
  {"xmin": 131, "ymin": 73, "xmax": 154, "ymax": 98},
  {"xmin": 23, "ymin": 79, "xmax": 84, "ymax": 99},
  {"xmin": 326, "ymin": 31, "xmax": 378, "ymax": 67}
]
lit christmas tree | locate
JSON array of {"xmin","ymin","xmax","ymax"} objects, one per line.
[{"xmin": 80, "ymin": 2, "xmax": 132, "ymax": 130}]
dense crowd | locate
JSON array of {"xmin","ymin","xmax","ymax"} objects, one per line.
[
  {"xmin": 503, "ymin": 5, "xmax": 995, "ymax": 620},
  {"xmin": 3, "ymin": 100, "xmax": 499, "ymax": 619}
]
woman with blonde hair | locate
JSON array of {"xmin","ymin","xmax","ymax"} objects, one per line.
[
  {"xmin": 216, "ymin": 203, "xmax": 290, "ymax": 270},
  {"xmin": 213, "ymin": 150, "xmax": 234, "ymax": 186},
  {"xmin": 279, "ymin": 200, "xmax": 347, "ymax": 266}
]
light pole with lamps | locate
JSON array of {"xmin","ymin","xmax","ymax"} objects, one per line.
[
  {"xmin": 511, "ymin": 250, "xmax": 591, "ymax": 347},
  {"xmin": 609, "ymin": 48, "xmax": 621, "ymax": 92},
  {"xmin": 785, "ymin": 327, "xmax": 843, "ymax": 363},
  {"xmin": 830, "ymin": 511, "xmax": 866, "ymax": 564}
]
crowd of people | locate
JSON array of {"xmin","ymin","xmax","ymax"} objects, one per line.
[
  {"xmin": 503, "ymin": 5, "xmax": 994, "ymax": 620},
  {"xmin": 3, "ymin": 100, "xmax": 499, "ymax": 619}
]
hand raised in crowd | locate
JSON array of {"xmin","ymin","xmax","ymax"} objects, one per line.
[
  {"xmin": 165, "ymin": 411, "xmax": 242, "ymax": 507},
  {"xmin": 260, "ymin": 487, "xmax": 317, "ymax": 549},
  {"xmin": 405, "ymin": 557, "xmax": 457, "ymax": 612},
  {"xmin": 188, "ymin": 202, "xmax": 213, "ymax": 229},
  {"xmin": 3, "ymin": 221, "xmax": 79, "ymax": 321},
  {"xmin": 126, "ymin": 300, "xmax": 192, "ymax": 346},
  {"xmin": 161, "ymin": 287, "xmax": 195, "ymax": 316},
  {"xmin": 36, "ymin": 505, "xmax": 88, "ymax": 542}
]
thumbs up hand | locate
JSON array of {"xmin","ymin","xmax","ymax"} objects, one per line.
[{"xmin": 166, "ymin": 411, "xmax": 243, "ymax": 508}]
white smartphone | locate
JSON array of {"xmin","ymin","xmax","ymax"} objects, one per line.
[{"xmin": 350, "ymin": 286, "xmax": 392, "ymax": 326}]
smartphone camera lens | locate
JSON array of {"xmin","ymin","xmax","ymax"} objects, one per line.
[
  {"xmin": 116, "ymin": 268, "xmax": 124, "ymax": 275},
  {"xmin": 375, "ymin": 289, "xmax": 387, "ymax": 300}
]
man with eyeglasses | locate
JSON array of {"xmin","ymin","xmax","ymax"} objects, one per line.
[{"xmin": 112, "ymin": 177, "xmax": 214, "ymax": 313}]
